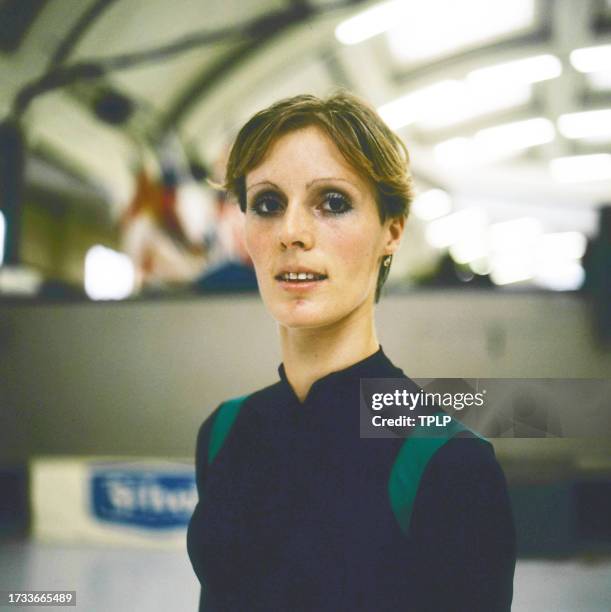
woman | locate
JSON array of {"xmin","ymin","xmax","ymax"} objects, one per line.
[{"xmin": 187, "ymin": 91, "xmax": 516, "ymax": 611}]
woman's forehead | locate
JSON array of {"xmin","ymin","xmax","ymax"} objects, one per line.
[{"xmin": 245, "ymin": 125, "xmax": 367, "ymax": 189}]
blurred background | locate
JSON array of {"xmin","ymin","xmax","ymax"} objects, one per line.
[{"xmin": 0, "ymin": 0, "xmax": 610, "ymax": 610}]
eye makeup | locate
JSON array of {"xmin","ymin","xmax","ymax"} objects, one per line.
[
  {"xmin": 248, "ymin": 190, "xmax": 285, "ymax": 216},
  {"xmin": 247, "ymin": 184, "xmax": 356, "ymax": 218}
]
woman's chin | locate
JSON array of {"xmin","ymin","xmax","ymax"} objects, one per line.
[{"xmin": 271, "ymin": 301, "xmax": 338, "ymax": 330}]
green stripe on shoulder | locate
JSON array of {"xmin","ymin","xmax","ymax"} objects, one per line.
[
  {"xmin": 388, "ymin": 411, "xmax": 489, "ymax": 537},
  {"xmin": 207, "ymin": 394, "xmax": 250, "ymax": 466}
]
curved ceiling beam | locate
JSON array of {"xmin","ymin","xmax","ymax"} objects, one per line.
[
  {"xmin": 160, "ymin": 0, "xmax": 368, "ymax": 134},
  {"xmin": 50, "ymin": 0, "xmax": 120, "ymax": 67}
]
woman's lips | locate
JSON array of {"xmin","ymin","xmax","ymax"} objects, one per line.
[{"xmin": 276, "ymin": 277, "xmax": 328, "ymax": 292}]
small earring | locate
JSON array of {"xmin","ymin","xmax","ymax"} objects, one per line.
[{"xmin": 383, "ymin": 255, "xmax": 392, "ymax": 267}]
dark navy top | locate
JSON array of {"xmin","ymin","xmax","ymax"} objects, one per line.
[{"xmin": 187, "ymin": 347, "xmax": 516, "ymax": 611}]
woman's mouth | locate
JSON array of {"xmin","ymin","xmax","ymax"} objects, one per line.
[{"xmin": 274, "ymin": 271, "xmax": 328, "ymax": 291}]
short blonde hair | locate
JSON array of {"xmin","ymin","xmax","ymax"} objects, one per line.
[{"xmin": 224, "ymin": 90, "xmax": 414, "ymax": 301}]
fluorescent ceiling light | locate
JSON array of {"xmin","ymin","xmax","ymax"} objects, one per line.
[
  {"xmin": 379, "ymin": 80, "xmax": 530, "ymax": 130},
  {"xmin": 488, "ymin": 218, "xmax": 542, "ymax": 287},
  {"xmin": 558, "ymin": 109, "xmax": 611, "ymax": 141},
  {"xmin": 550, "ymin": 154, "xmax": 611, "ymax": 182},
  {"xmin": 419, "ymin": 82, "xmax": 531, "ymax": 130},
  {"xmin": 570, "ymin": 44, "xmax": 611, "ymax": 73},
  {"xmin": 586, "ymin": 71, "xmax": 611, "ymax": 90},
  {"xmin": 467, "ymin": 54, "xmax": 562, "ymax": 86},
  {"xmin": 434, "ymin": 138, "xmax": 474, "ymax": 166},
  {"xmin": 85, "ymin": 245, "xmax": 135, "ymax": 300},
  {"xmin": 490, "ymin": 256, "xmax": 535, "ymax": 285},
  {"xmin": 336, "ymin": 0, "xmax": 534, "ymax": 55},
  {"xmin": 489, "ymin": 217, "xmax": 543, "ymax": 253},
  {"xmin": 534, "ymin": 261, "xmax": 585, "ymax": 291},
  {"xmin": 386, "ymin": 0, "xmax": 534, "ymax": 61},
  {"xmin": 537, "ymin": 232, "xmax": 587, "ymax": 262},
  {"xmin": 412, "ymin": 189, "xmax": 452, "ymax": 221},
  {"xmin": 425, "ymin": 208, "xmax": 487, "ymax": 249},
  {"xmin": 335, "ymin": 0, "xmax": 401, "ymax": 45},
  {"xmin": 378, "ymin": 80, "xmax": 460, "ymax": 129},
  {"xmin": 474, "ymin": 117, "xmax": 555, "ymax": 153},
  {"xmin": 434, "ymin": 118, "xmax": 554, "ymax": 165},
  {"xmin": 450, "ymin": 236, "xmax": 488, "ymax": 265},
  {"xmin": 469, "ymin": 257, "xmax": 492, "ymax": 275}
]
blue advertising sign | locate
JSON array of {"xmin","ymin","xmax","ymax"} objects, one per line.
[{"xmin": 90, "ymin": 465, "xmax": 196, "ymax": 529}]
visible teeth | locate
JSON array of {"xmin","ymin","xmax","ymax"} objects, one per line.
[{"xmin": 281, "ymin": 272, "xmax": 322, "ymax": 281}]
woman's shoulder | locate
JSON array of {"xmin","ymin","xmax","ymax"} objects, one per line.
[
  {"xmin": 194, "ymin": 381, "xmax": 283, "ymax": 459},
  {"xmin": 405, "ymin": 427, "xmax": 507, "ymax": 507},
  {"xmin": 199, "ymin": 381, "xmax": 281, "ymax": 424},
  {"xmin": 413, "ymin": 431, "xmax": 513, "ymax": 522},
  {"xmin": 425, "ymin": 431, "xmax": 502, "ymax": 483}
]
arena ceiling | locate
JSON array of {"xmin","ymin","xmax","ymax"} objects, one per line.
[{"xmin": 1, "ymin": 0, "xmax": 610, "ymax": 253}]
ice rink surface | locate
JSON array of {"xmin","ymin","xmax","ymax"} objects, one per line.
[{"xmin": 1, "ymin": 540, "xmax": 610, "ymax": 611}]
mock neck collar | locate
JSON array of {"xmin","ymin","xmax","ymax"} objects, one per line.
[{"xmin": 277, "ymin": 345, "xmax": 405, "ymax": 407}]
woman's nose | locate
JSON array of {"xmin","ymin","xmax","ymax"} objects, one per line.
[{"xmin": 279, "ymin": 201, "xmax": 314, "ymax": 250}]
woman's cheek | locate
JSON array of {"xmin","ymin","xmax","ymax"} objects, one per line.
[
  {"xmin": 333, "ymin": 227, "xmax": 376, "ymax": 280},
  {"xmin": 244, "ymin": 225, "xmax": 267, "ymax": 268}
]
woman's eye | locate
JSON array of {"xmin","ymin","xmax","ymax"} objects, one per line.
[
  {"xmin": 250, "ymin": 194, "xmax": 283, "ymax": 216},
  {"xmin": 322, "ymin": 192, "xmax": 352, "ymax": 215}
]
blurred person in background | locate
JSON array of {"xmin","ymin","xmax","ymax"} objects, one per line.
[
  {"xmin": 187, "ymin": 91, "xmax": 516, "ymax": 611},
  {"xmin": 120, "ymin": 157, "xmax": 208, "ymax": 293},
  {"xmin": 193, "ymin": 146, "xmax": 258, "ymax": 293}
]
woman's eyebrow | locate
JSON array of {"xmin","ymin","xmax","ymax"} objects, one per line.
[
  {"xmin": 246, "ymin": 177, "xmax": 358, "ymax": 193},
  {"xmin": 306, "ymin": 177, "xmax": 357, "ymax": 189},
  {"xmin": 246, "ymin": 180, "xmax": 281, "ymax": 193}
]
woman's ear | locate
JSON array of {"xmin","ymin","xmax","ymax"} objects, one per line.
[{"xmin": 384, "ymin": 215, "xmax": 406, "ymax": 255}]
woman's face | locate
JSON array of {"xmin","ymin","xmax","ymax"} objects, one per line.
[{"xmin": 243, "ymin": 125, "xmax": 404, "ymax": 330}]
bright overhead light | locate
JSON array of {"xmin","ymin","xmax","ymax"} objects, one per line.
[
  {"xmin": 534, "ymin": 261, "xmax": 585, "ymax": 291},
  {"xmin": 488, "ymin": 217, "xmax": 542, "ymax": 286},
  {"xmin": 450, "ymin": 235, "xmax": 488, "ymax": 265},
  {"xmin": 379, "ymin": 80, "xmax": 530, "ymax": 130},
  {"xmin": 489, "ymin": 217, "xmax": 543, "ymax": 252},
  {"xmin": 335, "ymin": 0, "xmax": 402, "ymax": 45},
  {"xmin": 570, "ymin": 44, "xmax": 611, "ymax": 73},
  {"xmin": 84, "ymin": 245, "xmax": 135, "ymax": 300},
  {"xmin": 534, "ymin": 239, "xmax": 586, "ymax": 290},
  {"xmin": 557, "ymin": 109, "xmax": 611, "ymax": 141},
  {"xmin": 586, "ymin": 71, "xmax": 611, "ymax": 90},
  {"xmin": 378, "ymin": 80, "xmax": 461, "ymax": 129},
  {"xmin": 336, "ymin": 0, "xmax": 534, "ymax": 54},
  {"xmin": 537, "ymin": 231, "xmax": 587, "ymax": 262},
  {"xmin": 385, "ymin": 0, "xmax": 534, "ymax": 61},
  {"xmin": 490, "ymin": 257, "xmax": 535, "ymax": 285},
  {"xmin": 434, "ymin": 138, "xmax": 475, "ymax": 166},
  {"xmin": 419, "ymin": 82, "xmax": 530, "ymax": 130},
  {"xmin": 425, "ymin": 208, "xmax": 487, "ymax": 249},
  {"xmin": 434, "ymin": 118, "xmax": 554, "ymax": 165},
  {"xmin": 550, "ymin": 154, "xmax": 611, "ymax": 182},
  {"xmin": 467, "ymin": 54, "xmax": 562, "ymax": 86},
  {"xmin": 474, "ymin": 117, "xmax": 555, "ymax": 154},
  {"xmin": 469, "ymin": 257, "xmax": 492, "ymax": 275},
  {"xmin": 412, "ymin": 189, "xmax": 453, "ymax": 221}
]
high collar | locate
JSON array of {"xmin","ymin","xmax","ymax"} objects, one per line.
[{"xmin": 277, "ymin": 345, "xmax": 405, "ymax": 408}]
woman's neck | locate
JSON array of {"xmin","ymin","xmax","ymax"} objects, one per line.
[{"xmin": 278, "ymin": 307, "xmax": 380, "ymax": 403}]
